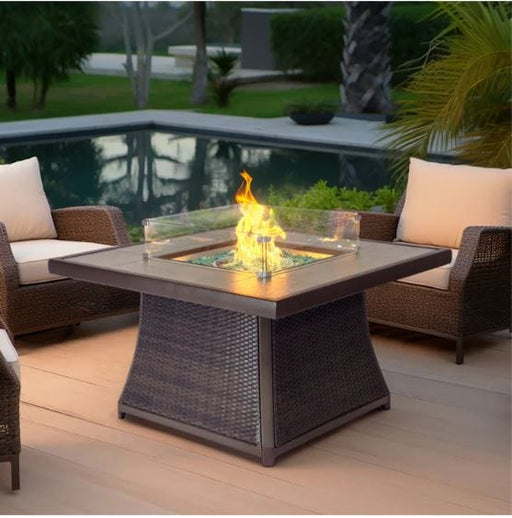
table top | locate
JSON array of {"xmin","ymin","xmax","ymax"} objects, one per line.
[{"xmin": 49, "ymin": 239, "xmax": 451, "ymax": 319}]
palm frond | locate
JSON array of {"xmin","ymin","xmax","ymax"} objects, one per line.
[{"xmin": 383, "ymin": 1, "xmax": 511, "ymax": 182}]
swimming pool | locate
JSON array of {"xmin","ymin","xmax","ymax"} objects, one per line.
[{"xmin": 0, "ymin": 128, "xmax": 391, "ymax": 226}]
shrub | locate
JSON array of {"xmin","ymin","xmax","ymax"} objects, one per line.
[
  {"xmin": 271, "ymin": 7, "xmax": 343, "ymax": 81},
  {"xmin": 389, "ymin": 3, "xmax": 448, "ymax": 86},
  {"xmin": 286, "ymin": 98, "xmax": 339, "ymax": 115},
  {"xmin": 270, "ymin": 4, "xmax": 449, "ymax": 85},
  {"xmin": 266, "ymin": 181, "xmax": 403, "ymax": 213},
  {"xmin": 128, "ymin": 224, "xmax": 144, "ymax": 243},
  {"xmin": 208, "ymin": 49, "xmax": 239, "ymax": 107}
]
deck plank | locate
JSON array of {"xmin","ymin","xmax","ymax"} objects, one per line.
[{"xmin": 8, "ymin": 315, "xmax": 511, "ymax": 514}]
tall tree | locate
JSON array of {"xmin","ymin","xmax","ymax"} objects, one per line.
[
  {"xmin": 0, "ymin": 3, "xmax": 30, "ymax": 110},
  {"xmin": 27, "ymin": 3, "xmax": 99, "ymax": 109},
  {"xmin": 121, "ymin": 2, "xmax": 192, "ymax": 109},
  {"xmin": 340, "ymin": 2, "xmax": 392, "ymax": 114},
  {"xmin": 0, "ymin": 3, "xmax": 98, "ymax": 110},
  {"xmin": 190, "ymin": 2, "xmax": 208, "ymax": 105}
]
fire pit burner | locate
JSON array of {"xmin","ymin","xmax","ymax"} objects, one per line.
[
  {"xmin": 143, "ymin": 171, "xmax": 361, "ymax": 279},
  {"xmin": 144, "ymin": 208, "xmax": 361, "ymax": 278},
  {"xmin": 173, "ymin": 245, "xmax": 334, "ymax": 274}
]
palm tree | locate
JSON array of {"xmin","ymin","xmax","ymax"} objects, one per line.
[
  {"xmin": 340, "ymin": 1, "xmax": 392, "ymax": 114},
  {"xmin": 385, "ymin": 2, "xmax": 511, "ymax": 176}
]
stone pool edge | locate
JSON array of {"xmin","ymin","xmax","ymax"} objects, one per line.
[{"xmin": 0, "ymin": 110, "xmax": 390, "ymax": 153}]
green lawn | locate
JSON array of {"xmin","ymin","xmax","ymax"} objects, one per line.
[{"xmin": 0, "ymin": 73, "xmax": 342, "ymax": 122}]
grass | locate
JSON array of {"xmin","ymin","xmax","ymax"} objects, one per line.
[{"xmin": 0, "ymin": 73, "xmax": 341, "ymax": 122}]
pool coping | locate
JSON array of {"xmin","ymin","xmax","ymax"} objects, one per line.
[
  {"xmin": 0, "ymin": 110, "xmax": 455, "ymax": 158},
  {"xmin": 0, "ymin": 110, "xmax": 393, "ymax": 154}
]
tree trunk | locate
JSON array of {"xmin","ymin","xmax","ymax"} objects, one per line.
[
  {"xmin": 188, "ymin": 137, "xmax": 208, "ymax": 210},
  {"xmin": 121, "ymin": 2, "xmax": 192, "ymax": 109},
  {"xmin": 121, "ymin": 5, "xmax": 138, "ymax": 107},
  {"xmin": 340, "ymin": 1, "xmax": 393, "ymax": 114},
  {"xmin": 6, "ymin": 69, "xmax": 16, "ymax": 110},
  {"xmin": 35, "ymin": 75, "xmax": 50, "ymax": 109},
  {"xmin": 190, "ymin": 2, "xmax": 208, "ymax": 105}
]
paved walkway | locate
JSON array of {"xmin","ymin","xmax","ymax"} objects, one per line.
[
  {"xmin": 0, "ymin": 52, "xmax": 391, "ymax": 152},
  {"xmin": 83, "ymin": 52, "xmax": 286, "ymax": 83}
]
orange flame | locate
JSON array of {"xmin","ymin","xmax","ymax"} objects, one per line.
[{"xmin": 233, "ymin": 170, "xmax": 286, "ymax": 272}]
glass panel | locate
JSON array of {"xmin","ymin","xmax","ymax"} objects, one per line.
[{"xmin": 144, "ymin": 206, "xmax": 360, "ymax": 278}]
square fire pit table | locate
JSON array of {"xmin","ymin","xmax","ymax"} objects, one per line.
[{"xmin": 49, "ymin": 212, "xmax": 450, "ymax": 466}]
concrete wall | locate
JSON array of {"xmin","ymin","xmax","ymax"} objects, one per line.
[{"xmin": 240, "ymin": 8, "xmax": 298, "ymax": 70}]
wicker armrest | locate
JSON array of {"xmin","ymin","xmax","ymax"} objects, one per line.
[
  {"xmin": 52, "ymin": 206, "xmax": 132, "ymax": 246},
  {"xmin": 0, "ymin": 222, "xmax": 20, "ymax": 296},
  {"xmin": 450, "ymin": 226, "xmax": 511, "ymax": 293},
  {"xmin": 358, "ymin": 211, "xmax": 399, "ymax": 241},
  {"xmin": 0, "ymin": 318, "xmax": 19, "ymax": 388}
]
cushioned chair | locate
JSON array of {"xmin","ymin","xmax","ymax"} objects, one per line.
[
  {"xmin": 0, "ymin": 316, "xmax": 20, "ymax": 490},
  {"xmin": 359, "ymin": 158, "xmax": 511, "ymax": 364},
  {"xmin": 0, "ymin": 157, "xmax": 139, "ymax": 335}
]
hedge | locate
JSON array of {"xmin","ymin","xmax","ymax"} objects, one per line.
[
  {"xmin": 270, "ymin": 7, "xmax": 343, "ymax": 81},
  {"xmin": 270, "ymin": 3, "xmax": 448, "ymax": 85}
]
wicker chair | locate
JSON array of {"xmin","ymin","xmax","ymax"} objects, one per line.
[
  {"xmin": 359, "ymin": 194, "xmax": 511, "ymax": 365},
  {"xmin": 0, "ymin": 206, "xmax": 139, "ymax": 336},
  {"xmin": 0, "ymin": 316, "xmax": 20, "ymax": 490}
]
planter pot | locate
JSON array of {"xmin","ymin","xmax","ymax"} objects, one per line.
[{"xmin": 288, "ymin": 112, "xmax": 335, "ymax": 126}]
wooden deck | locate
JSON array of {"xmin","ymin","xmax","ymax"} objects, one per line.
[{"xmin": 1, "ymin": 313, "xmax": 510, "ymax": 514}]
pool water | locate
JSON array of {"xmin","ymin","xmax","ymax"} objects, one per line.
[{"xmin": 0, "ymin": 129, "xmax": 391, "ymax": 226}]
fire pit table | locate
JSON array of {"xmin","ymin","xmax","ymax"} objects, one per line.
[{"xmin": 49, "ymin": 203, "xmax": 450, "ymax": 466}]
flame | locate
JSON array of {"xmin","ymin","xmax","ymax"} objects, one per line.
[{"xmin": 233, "ymin": 170, "xmax": 286, "ymax": 272}]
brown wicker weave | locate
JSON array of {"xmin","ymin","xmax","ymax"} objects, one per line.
[
  {"xmin": 360, "ymin": 195, "xmax": 511, "ymax": 364},
  {"xmin": 0, "ymin": 206, "xmax": 139, "ymax": 336},
  {"xmin": 118, "ymin": 292, "xmax": 390, "ymax": 465},
  {"xmin": 0, "ymin": 316, "xmax": 20, "ymax": 490}
]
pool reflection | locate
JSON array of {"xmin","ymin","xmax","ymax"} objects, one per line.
[{"xmin": 0, "ymin": 130, "xmax": 390, "ymax": 226}]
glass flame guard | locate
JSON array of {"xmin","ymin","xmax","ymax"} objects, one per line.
[{"xmin": 143, "ymin": 205, "xmax": 361, "ymax": 279}]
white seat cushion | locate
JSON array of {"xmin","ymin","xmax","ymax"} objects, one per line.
[
  {"xmin": 399, "ymin": 248, "xmax": 458, "ymax": 290},
  {"xmin": 10, "ymin": 239, "xmax": 112, "ymax": 285},
  {"xmin": 0, "ymin": 329, "xmax": 20, "ymax": 380},
  {"xmin": 397, "ymin": 158, "xmax": 512, "ymax": 249},
  {"xmin": 0, "ymin": 157, "xmax": 57, "ymax": 242}
]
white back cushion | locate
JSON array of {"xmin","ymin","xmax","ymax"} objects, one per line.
[
  {"xmin": 0, "ymin": 156, "xmax": 57, "ymax": 242},
  {"xmin": 397, "ymin": 158, "xmax": 512, "ymax": 249}
]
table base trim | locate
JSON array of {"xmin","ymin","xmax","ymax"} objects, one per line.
[{"xmin": 118, "ymin": 395, "xmax": 390, "ymax": 466}]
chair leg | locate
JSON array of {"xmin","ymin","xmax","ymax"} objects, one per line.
[
  {"xmin": 10, "ymin": 455, "xmax": 20, "ymax": 491},
  {"xmin": 455, "ymin": 339, "xmax": 464, "ymax": 365}
]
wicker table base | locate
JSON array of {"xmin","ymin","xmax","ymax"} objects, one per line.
[{"xmin": 118, "ymin": 291, "xmax": 390, "ymax": 466}]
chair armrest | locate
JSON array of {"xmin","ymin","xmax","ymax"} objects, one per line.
[
  {"xmin": 358, "ymin": 211, "xmax": 399, "ymax": 241},
  {"xmin": 0, "ymin": 324, "xmax": 20, "ymax": 382},
  {"xmin": 0, "ymin": 222, "xmax": 20, "ymax": 300},
  {"xmin": 0, "ymin": 317, "xmax": 20, "ymax": 391},
  {"xmin": 450, "ymin": 226, "xmax": 511, "ymax": 293},
  {"xmin": 52, "ymin": 206, "xmax": 132, "ymax": 246}
]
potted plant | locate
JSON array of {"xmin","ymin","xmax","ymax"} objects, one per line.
[{"xmin": 286, "ymin": 99, "xmax": 339, "ymax": 125}]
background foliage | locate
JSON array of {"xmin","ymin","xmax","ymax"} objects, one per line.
[
  {"xmin": 266, "ymin": 181, "xmax": 402, "ymax": 213},
  {"xmin": 270, "ymin": 3, "xmax": 448, "ymax": 84},
  {"xmin": 0, "ymin": 2, "xmax": 98, "ymax": 108},
  {"xmin": 97, "ymin": 1, "xmax": 333, "ymax": 54},
  {"xmin": 385, "ymin": 1, "xmax": 511, "ymax": 177}
]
